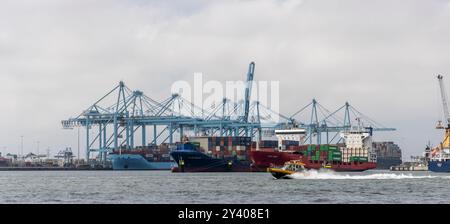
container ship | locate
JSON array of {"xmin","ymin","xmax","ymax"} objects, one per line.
[
  {"xmin": 428, "ymin": 74, "xmax": 450, "ymax": 172},
  {"xmin": 372, "ymin": 142, "xmax": 402, "ymax": 169},
  {"xmin": 250, "ymin": 128, "xmax": 377, "ymax": 172},
  {"xmin": 170, "ymin": 136, "xmax": 254, "ymax": 172},
  {"xmin": 249, "ymin": 129, "xmax": 308, "ymax": 172},
  {"xmin": 109, "ymin": 144, "xmax": 176, "ymax": 170},
  {"xmin": 427, "ymin": 128, "xmax": 450, "ymax": 172}
]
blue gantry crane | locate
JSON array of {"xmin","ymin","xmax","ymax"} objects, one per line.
[
  {"xmin": 288, "ymin": 99, "xmax": 396, "ymax": 145},
  {"xmin": 62, "ymin": 62, "xmax": 266, "ymax": 164},
  {"xmin": 62, "ymin": 62, "xmax": 395, "ymax": 165}
]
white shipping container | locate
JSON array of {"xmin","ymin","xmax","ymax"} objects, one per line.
[{"xmin": 191, "ymin": 137, "xmax": 210, "ymax": 150}]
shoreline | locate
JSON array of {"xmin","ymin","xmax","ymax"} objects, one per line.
[{"xmin": 0, "ymin": 167, "xmax": 112, "ymax": 171}]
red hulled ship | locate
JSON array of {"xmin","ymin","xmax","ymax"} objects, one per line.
[{"xmin": 250, "ymin": 128, "xmax": 377, "ymax": 172}]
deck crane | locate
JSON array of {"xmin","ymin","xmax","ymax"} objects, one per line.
[
  {"xmin": 437, "ymin": 75, "xmax": 450, "ymax": 129},
  {"xmin": 435, "ymin": 74, "xmax": 450, "ymax": 151},
  {"xmin": 243, "ymin": 62, "xmax": 255, "ymax": 123}
]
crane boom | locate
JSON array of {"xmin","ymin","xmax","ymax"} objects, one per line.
[
  {"xmin": 243, "ymin": 62, "xmax": 255, "ymax": 123},
  {"xmin": 438, "ymin": 75, "xmax": 450, "ymax": 126}
]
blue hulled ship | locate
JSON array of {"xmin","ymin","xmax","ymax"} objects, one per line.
[
  {"xmin": 109, "ymin": 154, "xmax": 175, "ymax": 170},
  {"xmin": 428, "ymin": 143, "xmax": 450, "ymax": 172},
  {"xmin": 109, "ymin": 145, "xmax": 176, "ymax": 170},
  {"xmin": 428, "ymin": 160, "xmax": 450, "ymax": 172},
  {"xmin": 170, "ymin": 137, "xmax": 254, "ymax": 172},
  {"xmin": 429, "ymin": 75, "xmax": 450, "ymax": 172},
  {"xmin": 428, "ymin": 131, "xmax": 450, "ymax": 172}
]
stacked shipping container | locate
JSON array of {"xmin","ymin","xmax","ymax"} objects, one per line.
[
  {"xmin": 190, "ymin": 137, "xmax": 252, "ymax": 161},
  {"xmin": 341, "ymin": 148, "xmax": 369, "ymax": 163},
  {"xmin": 372, "ymin": 142, "xmax": 402, "ymax": 158},
  {"xmin": 304, "ymin": 144, "xmax": 372, "ymax": 163},
  {"xmin": 306, "ymin": 145, "xmax": 342, "ymax": 162},
  {"xmin": 372, "ymin": 142, "xmax": 402, "ymax": 169},
  {"xmin": 112, "ymin": 144, "xmax": 174, "ymax": 162}
]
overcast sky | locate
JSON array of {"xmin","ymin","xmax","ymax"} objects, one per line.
[{"xmin": 1, "ymin": 0, "xmax": 450, "ymax": 160}]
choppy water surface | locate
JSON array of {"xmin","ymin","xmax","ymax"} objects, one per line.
[{"xmin": 0, "ymin": 170, "xmax": 449, "ymax": 204}]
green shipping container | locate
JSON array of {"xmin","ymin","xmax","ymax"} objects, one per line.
[
  {"xmin": 332, "ymin": 151, "xmax": 342, "ymax": 156},
  {"xmin": 359, "ymin": 157, "xmax": 369, "ymax": 162},
  {"xmin": 350, "ymin": 156, "xmax": 368, "ymax": 162},
  {"xmin": 320, "ymin": 145, "xmax": 329, "ymax": 151}
]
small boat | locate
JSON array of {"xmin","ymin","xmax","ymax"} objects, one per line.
[{"xmin": 267, "ymin": 160, "xmax": 307, "ymax": 179}]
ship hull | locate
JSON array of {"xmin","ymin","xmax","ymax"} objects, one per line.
[
  {"xmin": 376, "ymin": 157, "xmax": 402, "ymax": 170},
  {"xmin": 170, "ymin": 150, "xmax": 253, "ymax": 172},
  {"xmin": 428, "ymin": 160, "xmax": 450, "ymax": 172},
  {"xmin": 303, "ymin": 161, "xmax": 377, "ymax": 172},
  {"xmin": 109, "ymin": 154, "xmax": 175, "ymax": 170},
  {"xmin": 250, "ymin": 150, "xmax": 303, "ymax": 171},
  {"xmin": 250, "ymin": 150, "xmax": 376, "ymax": 172}
]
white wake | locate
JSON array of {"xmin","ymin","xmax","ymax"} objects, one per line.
[{"xmin": 289, "ymin": 170, "xmax": 446, "ymax": 180}]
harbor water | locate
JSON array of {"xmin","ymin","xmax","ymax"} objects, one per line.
[{"xmin": 1, "ymin": 170, "xmax": 450, "ymax": 204}]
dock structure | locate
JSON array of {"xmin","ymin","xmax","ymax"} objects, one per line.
[
  {"xmin": 390, "ymin": 164, "xmax": 429, "ymax": 171},
  {"xmin": 61, "ymin": 63, "xmax": 276, "ymax": 164}
]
